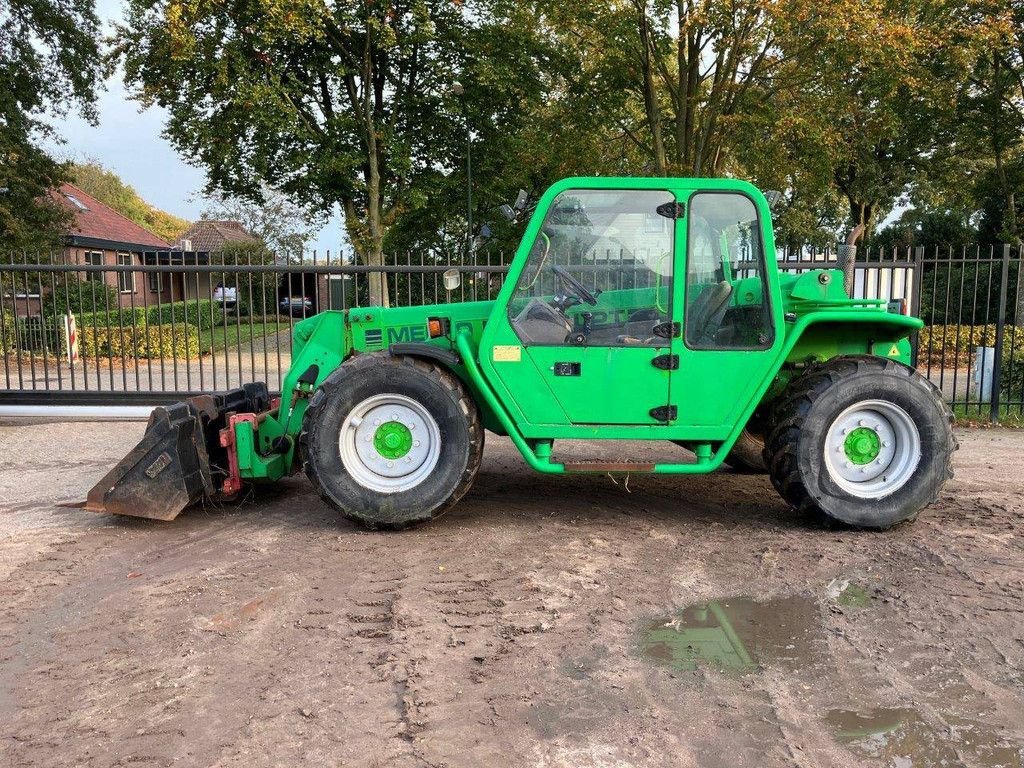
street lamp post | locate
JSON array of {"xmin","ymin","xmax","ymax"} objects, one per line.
[{"xmin": 452, "ymin": 82, "xmax": 472, "ymax": 257}]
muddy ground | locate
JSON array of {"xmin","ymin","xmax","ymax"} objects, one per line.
[{"xmin": 0, "ymin": 422, "xmax": 1022, "ymax": 767}]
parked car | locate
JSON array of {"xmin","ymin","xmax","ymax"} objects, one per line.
[
  {"xmin": 214, "ymin": 284, "xmax": 238, "ymax": 311},
  {"xmin": 280, "ymin": 296, "xmax": 314, "ymax": 317}
]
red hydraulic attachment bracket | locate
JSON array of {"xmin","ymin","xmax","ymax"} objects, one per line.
[{"xmin": 219, "ymin": 413, "xmax": 259, "ymax": 497}]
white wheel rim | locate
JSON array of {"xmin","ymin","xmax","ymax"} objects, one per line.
[
  {"xmin": 339, "ymin": 393, "xmax": 442, "ymax": 493},
  {"xmin": 823, "ymin": 399, "xmax": 921, "ymax": 499}
]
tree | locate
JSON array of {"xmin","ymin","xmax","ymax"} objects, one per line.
[
  {"xmin": 70, "ymin": 160, "xmax": 189, "ymax": 243},
  {"xmin": 117, "ymin": 0, "xmax": 475, "ymax": 306},
  {"xmin": 201, "ymin": 185, "xmax": 319, "ymax": 262},
  {"xmin": 956, "ymin": 1, "xmax": 1024, "ymax": 244},
  {"xmin": 0, "ymin": 0, "xmax": 102, "ymax": 247}
]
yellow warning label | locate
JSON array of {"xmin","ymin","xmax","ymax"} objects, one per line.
[
  {"xmin": 888, "ymin": 343, "xmax": 901, "ymax": 357},
  {"xmin": 492, "ymin": 345, "xmax": 522, "ymax": 362}
]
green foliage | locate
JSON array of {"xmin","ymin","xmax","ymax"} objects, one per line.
[
  {"xmin": 146, "ymin": 300, "xmax": 217, "ymax": 331},
  {"xmin": 69, "ymin": 161, "xmax": 189, "ymax": 243},
  {"xmin": 77, "ymin": 306, "xmax": 148, "ymax": 331},
  {"xmin": 1001, "ymin": 346, "xmax": 1024, "ymax": 402},
  {"xmin": 114, "ymin": 0, "xmax": 1022, "ymax": 264},
  {"xmin": 0, "ymin": 312, "xmax": 17, "ymax": 353},
  {"xmin": 870, "ymin": 209, "xmax": 979, "ymax": 251},
  {"xmin": 1, "ymin": 0, "xmax": 102, "ymax": 245},
  {"xmin": 43, "ymin": 277, "xmax": 121, "ymax": 318},
  {"xmin": 918, "ymin": 325, "xmax": 1024, "ymax": 368},
  {"xmin": 80, "ymin": 322, "xmax": 200, "ymax": 361}
]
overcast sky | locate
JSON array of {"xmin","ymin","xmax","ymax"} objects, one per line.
[{"xmin": 43, "ymin": 0, "xmax": 344, "ymax": 256}]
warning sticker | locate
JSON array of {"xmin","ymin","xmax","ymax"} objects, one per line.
[{"xmin": 492, "ymin": 345, "xmax": 522, "ymax": 362}]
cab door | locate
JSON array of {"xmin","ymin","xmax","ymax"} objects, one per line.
[
  {"xmin": 673, "ymin": 188, "xmax": 783, "ymax": 431},
  {"xmin": 484, "ymin": 186, "xmax": 680, "ymax": 427}
]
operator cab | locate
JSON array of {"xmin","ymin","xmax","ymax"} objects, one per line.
[{"xmin": 508, "ymin": 189, "xmax": 674, "ymax": 346}]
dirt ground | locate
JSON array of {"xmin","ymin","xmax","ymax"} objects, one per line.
[{"xmin": 0, "ymin": 422, "xmax": 1022, "ymax": 768}]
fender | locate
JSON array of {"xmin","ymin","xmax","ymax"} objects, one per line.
[
  {"xmin": 388, "ymin": 342, "xmax": 461, "ymax": 368},
  {"xmin": 783, "ymin": 311, "xmax": 921, "ymax": 367}
]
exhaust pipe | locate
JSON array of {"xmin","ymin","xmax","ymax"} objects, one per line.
[{"xmin": 836, "ymin": 223, "xmax": 864, "ymax": 297}]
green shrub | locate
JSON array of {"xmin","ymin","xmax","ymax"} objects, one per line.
[
  {"xmin": 146, "ymin": 299, "xmax": 216, "ymax": 330},
  {"xmin": 918, "ymin": 325, "xmax": 1024, "ymax": 368},
  {"xmin": 1001, "ymin": 346, "xmax": 1024, "ymax": 400},
  {"xmin": 77, "ymin": 306, "xmax": 148, "ymax": 330},
  {"xmin": 80, "ymin": 322, "xmax": 200, "ymax": 360},
  {"xmin": 43, "ymin": 277, "xmax": 121, "ymax": 317},
  {"xmin": 0, "ymin": 312, "xmax": 17, "ymax": 353}
]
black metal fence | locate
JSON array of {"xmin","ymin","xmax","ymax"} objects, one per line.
[{"xmin": 1, "ymin": 245, "xmax": 1023, "ymax": 421}]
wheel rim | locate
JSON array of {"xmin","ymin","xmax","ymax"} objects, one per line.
[
  {"xmin": 823, "ymin": 399, "xmax": 921, "ymax": 499},
  {"xmin": 339, "ymin": 394, "xmax": 442, "ymax": 493}
]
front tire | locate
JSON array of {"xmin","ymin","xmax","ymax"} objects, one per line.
[
  {"xmin": 765, "ymin": 356, "xmax": 956, "ymax": 529},
  {"xmin": 300, "ymin": 353, "xmax": 483, "ymax": 530}
]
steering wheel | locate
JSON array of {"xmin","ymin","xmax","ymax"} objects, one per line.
[{"xmin": 551, "ymin": 264, "xmax": 599, "ymax": 306}]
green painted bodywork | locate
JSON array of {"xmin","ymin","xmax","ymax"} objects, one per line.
[{"xmin": 236, "ymin": 176, "xmax": 922, "ymax": 481}]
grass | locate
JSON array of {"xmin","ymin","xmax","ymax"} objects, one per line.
[
  {"xmin": 951, "ymin": 403, "xmax": 1024, "ymax": 428},
  {"xmin": 200, "ymin": 320, "xmax": 284, "ymax": 354}
]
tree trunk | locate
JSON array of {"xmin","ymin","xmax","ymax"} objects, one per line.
[
  {"xmin": 361, "ymin": 33, "xmax": 389, "ymax": 308},
  {"xmin": 636, "ymin": 3, "xmax": 667, "ymax": 175}
]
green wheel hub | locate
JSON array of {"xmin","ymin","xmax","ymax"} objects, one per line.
[
  {"xmin": 374, "ymin": 421, "xmax": 414, "ymax": 460},
  {"xmin": 843, "ymin": 427, "xmax": 881, "ymax": 465}
]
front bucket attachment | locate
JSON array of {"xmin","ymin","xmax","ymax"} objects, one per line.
[{"xmin": 85, "ymin": 383, "xmax": 270, "ymax": 521}]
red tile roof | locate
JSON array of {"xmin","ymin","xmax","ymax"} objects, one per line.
[{"xmin": 52, "ymin": 182, "xmax": 171, "ymax": 249}]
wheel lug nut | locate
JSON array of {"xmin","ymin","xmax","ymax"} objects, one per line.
[
  {"xmin": 882, "ymin": 441, "xmax": 889, "ymax": 447},
  {"xmin": 387, "ymin": 461, "xmax": 394, "ymax": 468},
  {"xmin": 414, "ymin": 441, "xmax": 421, "ymax": 447},
  {"xmin": 858, "ymin": 420, "xmax": 866, "ymax": 427}
]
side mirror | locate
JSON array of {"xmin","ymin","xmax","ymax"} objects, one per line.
[
  {"xmin": 499, "ymin": 204, "xmax": 517, "ymax": 222},
  {"xmin": 442, "ymin": 268, "xmax": 461, "ymax": 291},
  {"xmin": 514, "ymin": 189, "xmax": 528, "ymax": 212}
]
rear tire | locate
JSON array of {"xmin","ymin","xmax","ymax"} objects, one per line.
[
  {"xmin": 300, "ymin": 353, "xmax": 483, "ymax": 530},
  {"xmin": 765, "ymin": 356, "xmax": 956, "ymax": 529}
]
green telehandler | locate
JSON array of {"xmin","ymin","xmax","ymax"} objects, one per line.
[{"xmin": 84, "ymin": 177, "xmax": 955, "ymax": 530}]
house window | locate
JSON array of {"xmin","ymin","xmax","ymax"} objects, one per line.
[
  {"xmin": 83, "ymin": 251, "xmax": 103, "ymax": 283},
  {"xmin": 117, "ymin": 253, "xmax": 135, "ymax": 293},
  {"xmin": 148, "ymin": 270, "xmax": 162, "ymax": 293}
]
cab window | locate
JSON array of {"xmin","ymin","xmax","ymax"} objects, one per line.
[
  {"xmin": 685, "ymin": 193, "xmax": 773, "ymax": 350},
  {"xmin": 509, "ymin": 189, "xmax": 675, "ymax": 346}
]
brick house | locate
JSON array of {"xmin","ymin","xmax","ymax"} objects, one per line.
[{"xmin": 54, "ymin": 183, "xmax": 175, "ymax": 309}]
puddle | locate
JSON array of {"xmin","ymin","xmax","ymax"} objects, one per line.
[
  {"xmin": 837, "ymin": 582, "xmax": 872, "ymax": 607},
  {"xmin": 827, "ymin": 708, "xmax": 1023, "ymax": 767},
  {"xmin": 640, "ymin": 595, "xmax": 820, "ymax": 673}
]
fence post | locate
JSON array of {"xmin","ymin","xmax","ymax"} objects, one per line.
[
  {"xmin": 910, "ymin": 246, "xmax": 925, "ymax": 366},
  {"xmin": 990, "ymin": 244, "xmax": 1012, "ymax": 423}
]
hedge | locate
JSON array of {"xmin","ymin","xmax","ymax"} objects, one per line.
[
  {"xmin": 80, "ymin": 322, "xmax": 200, "ymax": 360},
  {"xmin": 0, "ymin": 312, "xmax": 16, "ymax": 353},
  {"xmin": 77, "ymin": 301, "xmax": 218, "ymax": 333},
  {"xmin": 146, "ymin": 299, "xmax": 217, "ymax": 331},
  {"xmin": 918, "ymin": 325, "xmax": 1024, "ymax": 368},
  {"xmin": 78, "ymin": 306, "xmax": 148, "ymax": 330}
]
